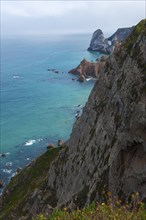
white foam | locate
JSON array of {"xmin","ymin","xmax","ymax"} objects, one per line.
[
  {"xmin": 37, "ymin": 138, "xmax": 43, "ymax": 142},
  {"xmin": 24, "ymin": 140, "xmax": 36, "ymax": 146},
  {"xmin": 13, "ymin": 75, "xmax": 20, "ymax": 79},
  {"xmin": 26, "ymin": 158, "xmax": 30, "ymax": 161},
  {"xmin": 86, "ymin": 77, "xmax": 93, "ymax": 81},
  {"xmin": 5, "ymin": 162, "xmax": 12, "ymax": 167},
  {"xmin": 11, "ymin": 173, "xmax": 16, "ymax": 178},
  {"xmin": 3, "ymin": 169, "xmax": 12, "ymax": 174},
  {"xmin": 6, "ymin": 152, "xmax": 10, "ymax": 155}
]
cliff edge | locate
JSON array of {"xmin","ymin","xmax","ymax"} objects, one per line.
[{"xmin": 0, "ymin": 20, "xmax": 146, "ymax": 220}]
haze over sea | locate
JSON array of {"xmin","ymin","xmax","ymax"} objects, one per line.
[{"xmin": 0, "ymin": 34, "xmax": 101, "ymax": 190}]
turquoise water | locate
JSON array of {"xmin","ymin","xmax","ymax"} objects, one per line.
[{"xmin": 0, "ymin": 34, "xmax": 100, "ymax": 189}]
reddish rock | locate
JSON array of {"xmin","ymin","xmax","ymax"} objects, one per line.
[
  {"xmin": 68, "ymin": 58, "xmax": 105, "ymax": 81},
  {"xmin": 47, "ymin": 143, "xmax": 55, "ymax": 150}
]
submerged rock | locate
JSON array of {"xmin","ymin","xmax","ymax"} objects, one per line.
[{"xmin": 0, "ymin": 153, "xmax": 6, "ymax": 157}]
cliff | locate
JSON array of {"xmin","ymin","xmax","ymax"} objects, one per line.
[
  {"xmin": 0, "ymin": 20, "xmax": 146, "ymax": 220},
  {"xmin": 88, "ymin": 26, "xmax": 134, "ymax": 53},
  {"xmin": 108, "ymin": 26, "xmax": 134, "ymax": 42}
]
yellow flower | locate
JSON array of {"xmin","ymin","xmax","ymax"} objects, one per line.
[
  {"xmin": 102, "ymin": 203, "xmax": 105, "ymax": 206},
  {"xmin": 107, "ymin": 191, "xmax": 111, "ymax": 197}
]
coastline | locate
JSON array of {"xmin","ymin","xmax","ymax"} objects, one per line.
[{"xmin": 0, "ymin": 34, "xmax": 99, "ymax": 192}]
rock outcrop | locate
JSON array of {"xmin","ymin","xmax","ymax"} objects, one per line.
[
  {"xmin": 68, "ymin": 57, "xmax": 107, "ymax": 82},
  {"xmin": 88, "ymin": 26, "xmax": 134, "ymax": 54},
  {"xmin": 88, "ymin": 29, "xmax": 109, "ymax": 53},
  {"xmin": 0, "ymin": 20, "xmax": 146, "ymax": 220}
]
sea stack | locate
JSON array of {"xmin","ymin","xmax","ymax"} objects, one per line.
[
  {"xmin": 87, "ymin": 29, "xmax": 109, "ymax": 53},
  {"xmin": 88, "ymin": 26, "xmax": 134, "ymax": 54}
]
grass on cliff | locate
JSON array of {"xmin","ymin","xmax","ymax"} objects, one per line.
[
  {"xmin": 0, "ymin": 147, "xmax": 62, "ymax": 218},
  {"xmin": 34, "ymin": 193, "xmax": 146, "ymax": 220},
  {"xmin": 124, "ymin": 19, "xmax": 146, "ymax": 54}
]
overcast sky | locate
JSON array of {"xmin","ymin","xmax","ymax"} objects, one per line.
[{"xmin": 1, "ymin": 0, "xmax": 145, "ymax": 38}]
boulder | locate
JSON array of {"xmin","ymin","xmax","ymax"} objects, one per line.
[
  {"xmin": 0, "ymin": 180, "xmax": 4, "ymax": 188},
  {"xmin": 58, "ymin": 139, "xmax": 64, "ymax": 147},
  {"xmin": 77, "ymin": 75, "xmax": 86, "ymax": 83},
  {"xmin": 16, "ymin": 167, "xmax": 21, "ymax": 173},
  {"xmin": 0, "ymin": 153, "xmax": 6, "ymax": 157},
  {"xmin": 47, "ymin": 143, "xmax": 55, "ymax": 150}
]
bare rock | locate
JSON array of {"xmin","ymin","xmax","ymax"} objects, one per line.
[
  {"xmin": 69, "ymin": 58, "xmax": 104, "ymax": 81},
  {"xmin": 58, "ymin": 139, "xmax": 64, "ymax": 147},
  {"xmin": 0, "ymin": 180, "xmax": 4, "ymax": 188},
  {"xmin": 47, "ymin": 143, "xmax": 55, "ymax": 150}
]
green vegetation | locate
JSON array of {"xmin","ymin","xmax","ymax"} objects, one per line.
[
  {"xmin": 124, "ymin": 19, "xmax": 146, "ymax": 54},
  {"xmin": 117, "ymin": 19, "xmax": 146, "ymax": 74},
  {"xmin": 0, "ymin": 147, "xmax": 62, "ymax": 219},
  {"xmin": 125, "ymin": 19, "xmax": 146, "ymax": 90},
  {"xmin": 34, "ymin": 193, "xmax": 146, "ymax": 220}
]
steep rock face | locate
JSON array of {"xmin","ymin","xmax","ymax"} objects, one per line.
[
  {"xmin": 108, "ymin": 26, "xmax": 134, "ymax": 43},
  {"xmin": 0, "ymin": 20, "xmax": 146, "ymax": 220},
  {"xmin": 88, "ymin": 26, "xmax": 134, "ymax": 53},
  {"xmin": 47, "ymin": 19, "xmax": 146, "ymax": 206}
]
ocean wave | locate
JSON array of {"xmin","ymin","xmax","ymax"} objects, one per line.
[
  {"xmin": 6, "ymin": 152, "xmax": 10, "ymax": 155},
  {"xmin": 5, "ymin": 162, "xmax": 12, "ymax": 167},
  {"xmin": 3, "ymin": 169, "xmax": 12, "ymax": 174},
  {"xmin": 37, "ymin": 138, "xmax": 43, "ymax": 142},
  {"xmin": 13, "ymin": 75, "xmax": 20, "ymax": 79},
  {"xmin": 11, "ymin": 173, "xmax": 16, "ymax": 178},
  {"xmin": 24, "ymin": 138, "xmax": 43, "ymax": 146},
  {"xmin": 24, "ymin": 140, "xmax": 36, "ymax": 146}
]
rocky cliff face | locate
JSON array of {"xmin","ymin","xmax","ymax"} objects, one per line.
[
  {"xmin": 108, "ymin": 26, "xmax": 134, "ymax": 42},
  {"xmin": 88, "ymin": 26, "xmax": 134, "ymax": 53},
  {"xmin": 0, "ymin": 20, "xmax": 146, "ymax": 220},
  {"xmin": 47, "ymin": 19, "xmax": 146, "ymax": 206}
]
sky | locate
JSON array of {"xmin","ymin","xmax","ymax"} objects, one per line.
[{"xmin": 1, "ymin": 0, "xmax": 146, "ymax": 38}]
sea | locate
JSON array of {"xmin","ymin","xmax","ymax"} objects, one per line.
[{"xmin": 0, "ymin": 34, "xmax": 101, "ymax": 192}]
